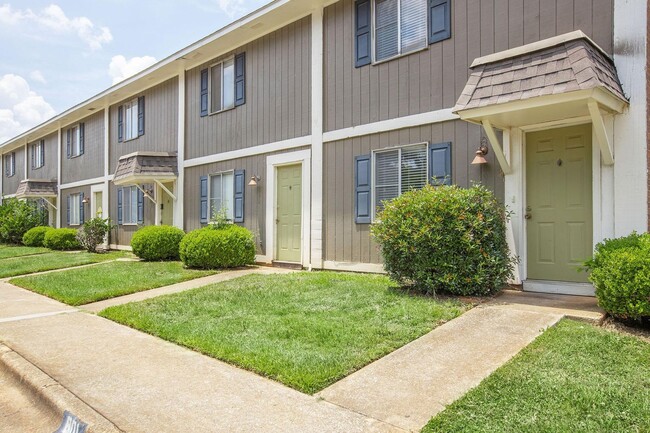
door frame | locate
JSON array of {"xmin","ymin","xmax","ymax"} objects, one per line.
[
  {"xmin": 264, "ymin": 150, "xmax": 311, "ymax": 266},
  {"xmin": 90, "ymin": 183, "xmax": 107, "ymax": 219},
  {"xmin": 155, "ymin": 181, "xmax": 176, "ymax": 226},
  {"xmin": 504, "ymin": 115, "xmax": 614, "ymax": 294}
]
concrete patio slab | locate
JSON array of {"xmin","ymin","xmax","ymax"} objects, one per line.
[
  {"xmin": 0, "ymin": 312, "xmax": 402, "ymax": 433},
  {"xmin": 491, "ymin": 289, "xmax": 604, "ymax": 321},
  {"xmin": 317, "ymin": 305, "xmax": 562, "ymax": 432},
  {"xmin": 81, "ymin": 266, "xmax": 296, "ymax": 313}
]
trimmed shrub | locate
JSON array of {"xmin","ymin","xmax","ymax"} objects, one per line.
[
  {"xmin": 0, "ymin": 198, "xmax": 46, "ymax": 244},
  {"xmin": 44, "ymin": 228, "xmax": 81, "ymax": 251},
  {"xmin": 131, "ymin": 225, "xmax": 185, "ymax": 261},
  {"xmin": 77, "ymin": 217, "xmax": 113, "ymax": 253},
  {"xmin": 180, "ymin": 225, "xmax": 255, "ymax": 269},
  {"xmin": 584, "ymin": 232, "xmax": 650, "ymax": 321},
  {"xmin": 371, "ymin": 184, "xmax": 516, "ymax": 296},
  {"xmin": 22, "ymin": 226, "xmax": 53, "ymax": 247}
]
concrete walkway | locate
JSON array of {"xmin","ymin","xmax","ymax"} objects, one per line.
[
  {"xmin": 0, "ymin": 275, "xmax": 600, "ymax": 432},
  {"xmin": 81, "ymin": 266, "xmax": 294, "ymax": 313}
]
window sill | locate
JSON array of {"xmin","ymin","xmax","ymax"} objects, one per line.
[
  {"xmin": 121, "ymin": 223, "xmax": 139, "ymax": 227},
  {"xmin": 32, "ymin": 166, "xmax": 43, "ymax": 170},
  {"xmin": 123, "ymin": 137, "xmax": 140, "ymax": 143},
  {"xmin": 69, "ymin": 154, "xmax": 83, "ymax": 159},
  {"xmin": 372, "ymin": 45, "xmax": 429, "ymax": 66},
  {"xmin": 208, "ymin": 105, "xmax": 236, "ymax": 117}
]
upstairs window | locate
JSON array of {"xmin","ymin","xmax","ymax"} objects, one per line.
[
  {"xmin": 118, "ymin": 97, "xmax": 145, "ymax": 142},
  {"xmin": 66, "ymin": 124, "xmax": 84, "ymax": 158},
  {"xmin": 374, "ymin": 0, "xmax": 428, "ymax": 62},
  {"xmin": 210, "ymin": 58, "xmax": 235, "ymax": 114},
  {"xmin": 4, "ymin": 152, "xmax": 15, "ymax": 177},
  {"xmin": 32, "ymin": 140, "xmax": 45, "ymax": 169},
  {"xmin": 209, "ymin": 171, "xmax": 234, "ymax": 220}
]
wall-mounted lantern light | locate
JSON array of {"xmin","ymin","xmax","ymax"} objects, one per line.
[
  {"xmin": 248, "ymin": 175, "xmax": 261, "ymax": 187},
  {"xmin": 472, "ymin": 137, "xmax": 489, "ymax": 165}
]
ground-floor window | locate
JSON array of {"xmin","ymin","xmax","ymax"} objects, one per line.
[
  {"xmin": 210, "ymin": 171, "xmax": 234, "ymax": 221},
  {"xmin": 373, "ymin": 143, "xmax": 428, "ymax": 212},
  {"xmin": 122, "ymin": 186, "xmax": 139, "ymax": 225},
  {"xmin": 69, "ymin": 194, "xmax": 81, "ymax": 225}
]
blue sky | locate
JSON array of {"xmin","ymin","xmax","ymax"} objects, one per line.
[{"xmin": 0, "ymin": 0, "xmax": 269, "ymax": 142}]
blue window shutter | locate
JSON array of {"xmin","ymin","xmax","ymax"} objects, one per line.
[
  {"xmin": 11, "ymin": 153, "xmax": 14, "ymax": 176},
  {"xmin": 200, "ymin": 176, "xmax": 209, "ymax": 223},
  {"xmin": 355, "ymin": 154, "xmax": 372, "ymax": 223},
  {"xmin": 40, "ymin": 140, "xmax": 45, "ymax": 167},
  {"xmin": 79, "ymin": 123, "xmax": 85, "ymax": 155},
  {"xmin": 66, "ymin": 129, "xmax": 71, "ymax": 158},
  {"xmin": 200, "ymin": 69, "xmax": 209, "ymax": 117},
  {"xmin": 138, "ymin": 96, "xmax": 145, "ymax": 137},
  {"xmin": 117, "ymin": 188, "xmax": 123, "ymax": 225},
  {"xmin": 428, "ymin": 0, "xmax": 451, "ymax": 44},
  {"xmin": 429, "ymin": 142, "xmax": 452, "ymax": 185},
  {"xmin": 118, "ymin": 106, "xmax": 123, "ymax": 143},
  {"xmin": 137, "ymin": 188, "xmax": 144, "ymax": 224},
  {"xmin": 233, "ymin": 169, "xmax": 245, "ymax": 223},
  {"xmin": 31, "ymin": 144, "xmax": 35, "ymax": 169},
  {"xmin": 66, "ymin": 195, "xmax": 71, "ymax": 226},
  {"xmin": 79, "ymin": 192, "xmax": 85, "ymax": 224},
  {"xmin": 234, "ymin": 53, "xmax": 246, "ymax": 107},
  {"xmin": 355, "ymin": 0, "xmax": 372, "ymax": 67}
]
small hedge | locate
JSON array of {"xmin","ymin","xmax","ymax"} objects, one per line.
[
  {"xmin": 585, "ymin": 232, "xmax": 650, "ymax": 321},
  {"xmin": 23, "ymin": 226, "xmax": 53, "ymax": 247},
  {"xmin": 180, "ymin": 225, "xmax": 255, "ymax": 269},
  {"xmin": 0, "ymin": 198, "xmax": 46, "ymax": 244},
  {"xmin": 371, "ymin": 184, "xmax": 516, "ymax": 296},
  {"xmin": 43, "ymin": 228, "xmax": 81, "ymax": 251},
  {"xmin": 131, "ymin": 225, "xmax": 185, "ymax": 261}
]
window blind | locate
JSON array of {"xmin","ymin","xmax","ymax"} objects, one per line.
[
  {"xmin": 375, "ymin": 0, "xmax": 399, "ymax": 61},
  {"xmin": 400, "ymin": 0, "xmax": 428, "ymax": 53}
]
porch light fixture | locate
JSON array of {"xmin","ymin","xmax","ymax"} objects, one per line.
[
  {"xmin": 471, "ymin": 138, "xmax": 489, "ymax": 165},
  {"xmin": 81, "ymin": 197, "xmax": 90, "ymax": 204},
  {"xmin": 248, "ymin": 175, "xmax": 261, "ymax": 187}
]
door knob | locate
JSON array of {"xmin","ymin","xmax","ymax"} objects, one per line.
[
  {"xmin": 525, "ymin": 213, "xmax": 532, "ymax": 220},
  {"xmin": 275, "ymin": 218, "xmax": 279, "ymax": 224}
]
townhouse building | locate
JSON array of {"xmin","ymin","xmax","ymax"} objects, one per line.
[{"xmin": 1, "ymin": 0, "xmax": 647, "ymax": 296}]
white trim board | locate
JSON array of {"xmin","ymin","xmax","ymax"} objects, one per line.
[
  {"xmin": 59, "ymin": 176, "xmax": 107, "ymax": 190},
  {"xmin": 184, "ymin": 135, "xmax": 312, "ymax": 168},
  {"xmin": 323, "ymin": 108, "xmax": 458, "ymax": 143},
  {"xmin": 322, "ymin": 261, "xmax": 386, "ymax": 274},
  {"xmin": 524, "ymin": 280, "xmax": 595, "ymax": 297},
  {"xmin": 265, "ymin": 150, "xmax": 312, "ymax": 267}
]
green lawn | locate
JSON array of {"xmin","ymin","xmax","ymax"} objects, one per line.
[
  {"xmin": 11, "ymin": 261, "xmax": 215, "ymax": 306},
  {"xmin": 100, "ymin": 272, "xmax": 469, "ymax": 394},
  {"xmin": 0, "ymin": 245, "xmax": 49, "ymax": 259},
  {"xmin": 424, "ymin": 319, "xmax": 650, "ymax": 433},
  {"xmin": 0, "ymin": 251, "xmax": 128, "ymax": 278}
]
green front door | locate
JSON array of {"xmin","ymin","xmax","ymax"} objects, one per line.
[
  {"xmin": 276, "ymin": 164, "xmax": 302, "ymax": 263},
  {"xmin": 526, "ymin": 124, "xmax": 593, "ymax": 282}
]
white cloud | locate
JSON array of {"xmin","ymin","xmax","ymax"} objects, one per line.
[
  {"xmin": 108, "ymin": 55, "xmax": 157, "ymax": 85},
  {"xmin": 0, "ymin": 74, "xmax": 56, "ymax": 143},
  {"xmin": 216, "ymin": 0, "xmax": 247, "ymax": 17},
  {"xmin": 30, "ymin": 70, "xmax": 46, "ymax": 84},
  {"xmin": 0, "ymin": 3, "xmax": 112, "ymax": 50}
]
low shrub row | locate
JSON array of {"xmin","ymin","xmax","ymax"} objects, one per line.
[
  {"xmin": 44, "ymin": 228, "xmax": 81, "ymax": 250},
  {"xmin": 129, "ymin": 224, "xmax": 255, "ymax": 270},
  {"xmin": 0, "ymin": 198, "xmax": 46, "ymax": 244}
]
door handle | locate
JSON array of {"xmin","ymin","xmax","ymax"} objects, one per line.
[
  {"xmin": 525, "ymin": 213, "xmax": 532, "ymax": 220},
  {"xmin": 275, "ymin": 218, "xmax": 279, "ymax": 224}
]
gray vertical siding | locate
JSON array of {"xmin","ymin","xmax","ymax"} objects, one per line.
[
  {"xmin": 185, "ymin": 16, "xmax": 311, "ymax": 161},
  {"xmin": 323, "ymin": 0, "xmax": 614, "ymax": 132},
  {"xmin": 109, "ymin": 78, "xmax": 179, "ymax": 174},
  {"xmin": 2, "ymin": 147, "xmax": 25, "ymax": 196},
  {"xmin": 323, "ymin": 121, "xmax": 505, "ymax": 264},
  {"xmin": 109, "ymin": 183, "xmax": 156, "ymax": 247},
  {"xmin": 184, "ymin": 147, "xmax": 310, "ymax": 255},
  {"xmin": 61, "ymin": 111, "xmax": 105, "ymax": 184},
  {"xmin": 60, "ymin": 185, "xmax": 92, "ymax": 229},
  {"xmin": 26, "ymin": 132, "xmax": 57, "ymax": 180}
]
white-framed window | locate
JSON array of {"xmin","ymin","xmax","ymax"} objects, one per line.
[
  {"xmin": 209, "ymin": 58, "xmax": 235, "ymax": 114},
  {"xmin": 70, "ymin": 193, "xmax": 81, "ymax": 226},
  {"xmin": 123, "ymin": 99, "xmax": 140, "ymax": 141},
  {"xmin": 209, "ymin": 171, "xmax": 234, "ymax": 220},
  {"xmin": 32, "ymin": 140, "xmax": 44, "ymax": 169},
  {"xmin": 373, "ymin": 143, "xmax": 428, "ymax": 214},
  {"xmin": 69, "ymin": 125, "xmax": 82, "ymax": 157},
  {"xmin": 122, "ymin": 186, "xmax": 139, "ymax": 225},
  {"xmin": 5, "ymin": 152, "xmax": 15, "ymax": 177},
  {"xmin": 374, "ymin": 0, "xmax": 428, "ymax": 62}
]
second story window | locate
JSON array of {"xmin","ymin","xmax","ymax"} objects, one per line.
[
  {"xmin": 4, "ymin": 152, "xmax": 15, "ymax": 177},
  {"xmin": 374, "ymin": 0, "xmax": 428, "ymax": 62},
  {"xmin": 118, "ymin": 96, "xmax": 145, "ymax": 142},
  {"xmin": 32, "ymin": 140, "xmax": 45, "ymax": 169},
  {"xmin": 210, "ymin": 58, "xmax": 235, "ymax": 114},
  {"xmin": 66, "ymin": 124, "xmax": 84, "ymax": 158}
]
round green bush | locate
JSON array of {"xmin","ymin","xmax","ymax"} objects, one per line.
[
  {"xmin": 180, "ymin": 225, "xmax": 256, "ymax": 269},
  {"xmin": 131, "ymin": 225, "xmax": 185, "ymax": 261},
  {"xmin": 43, "ymin": 228, "xmax": 81, "ymax": 250},
  {"xmin": 585, "ymin": 232, "xmax": 650, "ymax": 321},
  {"xmin": 371, "ymin": 184, "xmax": 516, "ymax": 296},
  {"xmin": 22, "ymin": 226, "xmax": 53, "ymax": 247}
]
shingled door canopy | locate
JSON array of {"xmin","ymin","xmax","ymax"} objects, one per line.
[
  {"xmin": 454, "ymin": 30, "xmax": 629, "ymax": 172},
  {"xmin": 15, "ymin": 179, "xmax": 58, "ymax": 199},
  {"xmin": 112, "ymin": 152, "xmax": 178, "ymax": 186}
]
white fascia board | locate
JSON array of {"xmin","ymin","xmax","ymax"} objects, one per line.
[{"xmin": 59, "ymin": 177, "xmax": 107, "ymax": 190}]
